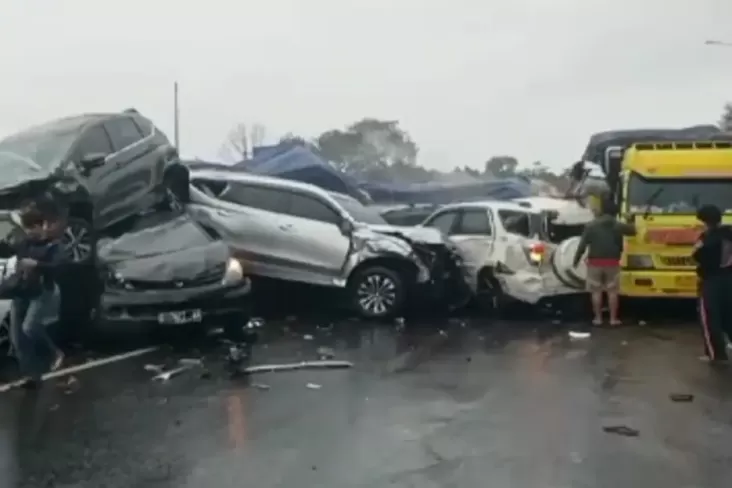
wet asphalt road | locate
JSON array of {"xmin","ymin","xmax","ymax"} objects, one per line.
[{"xmin": 1, "ymin": 313, "xmax": 732, "ymax": 488}]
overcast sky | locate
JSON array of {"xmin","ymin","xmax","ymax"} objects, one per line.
[{"xmin": 1, "ymin": 0, "xmax": 731, "ymax": 171}]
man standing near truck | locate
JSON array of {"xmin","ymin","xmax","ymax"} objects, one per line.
[
  {"xmin": 692, "ymin": 204, "xmax": 732, "ymax": 362},
  {"xmin": 573, "ymin": 199, "xmax": 636, "ymax": 327}
]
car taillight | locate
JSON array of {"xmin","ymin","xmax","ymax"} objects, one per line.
[{"xmin": 526, "ymin": 242, "xmax": 545, "ymax": 264}]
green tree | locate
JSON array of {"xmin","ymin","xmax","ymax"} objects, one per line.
[
  {"xmin": 315, "ymin": 118, "xmax": 419, "ymax": 176},
  {"xmin": 484, "ymin": 156, "xmax": 518, "ymax": 177},
  {"xmin": 719, "ymin": 102, "xmax": 732, "ymax": 131}
]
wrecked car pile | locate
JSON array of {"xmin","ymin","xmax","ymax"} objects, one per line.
[{"xmin": 187, "ymin": 166, "xmax": 472, "ymax": 318}]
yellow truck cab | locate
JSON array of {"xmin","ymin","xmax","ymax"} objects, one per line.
[
  {"xmin": 577, "ymin": 128, "xmax": 732, "ymax": 299},
  {"xmin": 620, "ymin": 141, "xmax": 732, "ymax": 297}
]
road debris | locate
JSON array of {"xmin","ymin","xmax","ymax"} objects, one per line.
[
  {"xmin": 152, "ymin": 365, "xmax": 194, "ymax": 382},
  {"xmin": 316, "ymin": 346, "xmax": 336, "ymax": 360},
  {"xmin": 306, "ymin": 383, "xmax": 322, "ymax": 389},
  {"xmin": 178, "ymin": 358, "xmax": 204, "ymax": 367},
  {"xmin": 207, "ymin": 327, "xmax": 224, "ymax": 337},
  {"xmin": 252, "ymin": 382, "xmax": 270, "ymax": 390},
  {"xmin": 145, "ymin": 364, "xmax": 164, "ymax": 374},
  {"xmin": 669, "ymin": 393, "xmax": 694, "ymax": 403},
  {"xmin": 602, "ymin": 425, "xmax": 639, "ymax": 437},
  {"xmin": 303, "ymin": 334, "xmax": 314, "ymax": 341},
  {"xmin": 246, "ymin": 318, "xmax": 265, "ymax": 329},
  {"xmin": 244, "ymin": 360, "xmax": 354, "ymax": 375}
]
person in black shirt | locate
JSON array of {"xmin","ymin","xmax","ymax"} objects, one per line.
[{"xmin": 692, "ymin": 204, "xmax": 732, "ymax": 362}]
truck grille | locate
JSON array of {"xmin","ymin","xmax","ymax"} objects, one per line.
[{"xmin": 658, "ymin": 256, "xmax": 695, "ymax": 267}]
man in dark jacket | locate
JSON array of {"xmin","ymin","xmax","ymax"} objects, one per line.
[
  {"xmin": 692, "ymin": 204, "xmax": 732, "ymax": 362},
  {"xmin": 573, "ymin": 200, "xmax": 636, "ymax": 327}
]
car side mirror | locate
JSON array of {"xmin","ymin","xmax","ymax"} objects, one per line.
[
  {"xmin": 79, "ymin": 153, "xmax": 107, "ymax": 171},
  {"xmin": 339, "ymin": 219, "xmax": 354, "ymax": 236}
]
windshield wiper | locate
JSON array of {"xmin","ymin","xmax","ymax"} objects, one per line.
[{"xmin": 642, "ymin": 187, "xmax": 664, "ymax": 219}]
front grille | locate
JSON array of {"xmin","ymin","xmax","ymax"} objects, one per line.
[
  {"xmin": 124, "ymin": 262, "xmax": 225, "ymax": 290},
  {"xmin": 659, "ymin": 256, "xmax": 695, "ymax": 267}
]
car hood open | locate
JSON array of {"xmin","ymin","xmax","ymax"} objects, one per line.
[{"xmin": 99, "ymin": 212, "xmax": 230, "ymax": 283}]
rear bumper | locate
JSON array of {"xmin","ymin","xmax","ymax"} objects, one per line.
[
  {"xmin": 619, "ymin": 270, "xmax": 697, "ymax": 298},
  {"xmin": 97, "ymin": 278, "xmax": 252, "ymax": 333}
]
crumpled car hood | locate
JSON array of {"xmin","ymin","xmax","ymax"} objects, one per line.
[
  {"xmin": 109, "ymin": 243, "xmax": 229, "ymax": 282},
  {"xmin": 367, "ymin": 224, "xmax": 448, "ymax": 246},
  {"xmin": 99, "ymin": 212, "xmax": 230, "ymax": 282}
]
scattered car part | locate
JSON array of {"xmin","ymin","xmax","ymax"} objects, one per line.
[{"xmin": 243, "ymin": 359, "xmax": 354, "ymax": 374}]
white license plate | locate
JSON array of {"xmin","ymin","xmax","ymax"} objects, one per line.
[{"xmin": 157, "ymin": 309, "xmax": 203, "ymax": 325}]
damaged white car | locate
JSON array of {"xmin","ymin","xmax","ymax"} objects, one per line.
[
  {"xmin": 186, "ymin": 168, "xmax": 468, "ymax": 318},
  {"xmin": 419, "ymin": 199, "xmax": 592, "ymax": 313}
]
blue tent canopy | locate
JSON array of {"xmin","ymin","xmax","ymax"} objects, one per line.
[
  {"xmin": 360, "ymin": 178, "xmax": 532, "ymax": 204},
  {"xmin": 235, "ymin": 144, "xmax": 366, "ymax": 202}
]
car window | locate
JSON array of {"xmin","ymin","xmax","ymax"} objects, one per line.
[
  {"xmin": 287, "ymin": 193, "xmax": 340, "ymax": 224},
  {"xmin": 424, "ymin": 211, "xmax": 459, "ymax": 234},
  {"xmin": 74, "ymin": 125, "xmax": 114, "ymax": 159},
  {"xmin": 104, "ymin": 117, "xmax": 144, "ymax": 151},
  {"xmin": 498, "ymin": 210, "xmax": 531, "ymax": 237},
  {"xmin": 219, "ymin": 183, "xmax": 290, "ymax": 213},
  {"xmin": 132, "ymin": 116, "xmax": 153, "ymax": 136},
  {"xmin": 454, "ymin": 209, "xmax": 492, "ymax": 235}
]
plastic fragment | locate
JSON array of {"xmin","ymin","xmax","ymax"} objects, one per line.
[
  {"xmin": 669, "ymin": 393, "xmax": 694, "ymax": 402},
  {"xmin": 153, "ymin": 365, "xmax": 193, "ymax": 382},
  {"xmin": 179, "ymin": 358, "xmax": 203, "ymax": 367},
  {"xmin": 306, "ymin": 383, "xmax": 322, "ymax": 389},
  {"xmin": 316, "ymin": 346, "xmax": 336, "ymax": 360},
  {"xmin": 303, "ymin": 334, "xmax": 314, "ymax": 340},
  {"xmin": 244, "ymin": 360, "xmax": 354, "ymax": 374},
  {"xmin": 602, "ymin": 425, "xmax": 639, "ymax": 437}
]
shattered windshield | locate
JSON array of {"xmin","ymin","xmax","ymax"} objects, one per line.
[
  {"xmin": 330, "ymin": 194, "xmax": 388, "ymax": 225},
  {"xmin": 627, "ymin": 174, "xmax": 732, "ymax": 214},
  {"xmin": 0, "ymin": 120, "xmax": 84, "ymax": 171}
]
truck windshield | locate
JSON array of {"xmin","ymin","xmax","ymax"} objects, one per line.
[{"xmin": 627, "ymin": 174, "xmax": 732, "ymax": 214}]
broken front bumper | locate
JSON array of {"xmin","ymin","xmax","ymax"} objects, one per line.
[{"xmin": 96, "ymin": 277, "xmax": 252, "ymax": 334}]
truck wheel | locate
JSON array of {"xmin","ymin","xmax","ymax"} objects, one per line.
[{"xmin": 349, "ymin": 266, "xmax": 405, "ymax": 319}]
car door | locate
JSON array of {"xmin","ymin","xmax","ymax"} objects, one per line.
[
  {"xmin": 202, "ymin": 182, "xmax": 303, "ymax": 282},
  {"xmin": 67, "ymin": 124, "xmax": 117, "ymax": 227},
  {"xmin": 448, "ymin": 209, "xmax": 495, "ymax": 277},
  {"xmin": 279, "ymin": 191, "xmax": 351, "ymax": 286},
  {"xmin": 100, "ymin": 116, "xmax": 156, "ymax": 227}
]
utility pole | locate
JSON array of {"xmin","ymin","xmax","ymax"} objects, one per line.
[{"xmin": 173, "ymin": 81, "xmax": 180, "ymax": 150}]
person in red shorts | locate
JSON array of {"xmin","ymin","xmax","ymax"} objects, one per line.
[{"xmin": 573, "ymin": 199, "xmax": 636, "ymax": 327}]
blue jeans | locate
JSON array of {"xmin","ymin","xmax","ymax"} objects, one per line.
[{"xmin": 9, "ymin": 289, "xmax": 59, "ymax": 381}]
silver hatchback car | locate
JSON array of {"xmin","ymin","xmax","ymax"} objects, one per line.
[{"xmin": 187, "ymin": 168, "xmax": 432, "ymax": 319}]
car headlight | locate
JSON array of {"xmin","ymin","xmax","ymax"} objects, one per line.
[
  {"xmin": 626, "ymin": 254, "xmax": 655, "ymax": 270},
  {"xmin": 222, "ymin": 258, "xmax": 244, "ymax": 285}
]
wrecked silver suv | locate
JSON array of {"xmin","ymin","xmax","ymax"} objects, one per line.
[{"xmin": 187, "ymin": 167, "xmax": 432, "ymax": 319}]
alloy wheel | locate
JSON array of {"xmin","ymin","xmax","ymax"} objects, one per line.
[
  {"xmin": 356, "ymin": 273, "xmax": 398, "ymax": 317},
  {"xmin": 62, "ymin": 222, "xmax": 93, "ymax": 263}
]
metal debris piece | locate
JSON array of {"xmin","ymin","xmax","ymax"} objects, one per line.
[
  {"xmin": 602, "ymin": 425, "xmax": 639, "ymax": 437},
  {"xmin": 179, "ymin": 358, "xmax": 204, "ymax": 367},
  {"xmin": 246, "ymin": 318, "xmax": 265, "ymax": 329},
  {"xmin": 316, "ymin": 346, "xmax": 336, "ymax": 360},
  {"xmin": 244, "ymin": 360, "xmax": 354, "ymax": 375},
  {"xmin": 669, "ymin": 393, "xmax": 694, "ymax": 403},
  {"xmin": 303, "ymin": 334, "xmax": 314, "ymax": 340},
  {"xmin": 207, "ymin": 327, "xmax": 224, "ymax": 336},
  {"xmin": 306, "ymin": 383, "xmax": 322, "ymax": 389},
  {"xmin": 395, "ymin": 317, "xmax": 405, "ymax": 326},
  {"xmin": 199, "ymin": 370, "xmax": 212, "ymax": 380},
  {"xmin": 145, "ymin": 364, "xmax": 164, "ymax": 374},
  {"xmin": 252, "ymin": 382, "xmax": 270, "ymax": 390},
  {"xmin": 638, "ymin": 320, "xmax": 647, "ymax": 326},
  {"xmin": 153, "ymin": 365, "xmax": 193, "ymax": 382}
]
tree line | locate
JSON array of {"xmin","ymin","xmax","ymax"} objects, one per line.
[{"xmin": 222, "ymin": 118, "xmax": 566, "ymax": 188}]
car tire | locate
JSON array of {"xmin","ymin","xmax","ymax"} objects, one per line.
[
  {"xmin": 477, "ymin": 268, "xmax": 511, "ymax": 316},
  {"xmin": 158, "ymin": 164, "xmax": 190, "ymax": 212},
  {"xmin": 0, "ymin": 313, "xmax": 11, "ymax": 359},
  {"xmin": 61, "ymin": 217, "xmax": 97, "ymax": 265},
  {"xmin": 349, "ymin": 266, "xmax": 405, "ymax": 320}
]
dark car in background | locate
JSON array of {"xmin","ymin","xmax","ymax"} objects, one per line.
[
  {"xmin": 96, "ymin": 211, "xmax": 251, "ymax": 337},
  {"xmin": 0, "ymin": 109, "xmax": 189, "ymax": 265}
]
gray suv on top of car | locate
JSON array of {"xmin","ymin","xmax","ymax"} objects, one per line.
[
  {"xmin": 187, "ymin": 167, "xmax": 431, "ymax": 319},
  {"xmin": 0, "ymin": 109, "xmax": 189, "ymax": 264}
]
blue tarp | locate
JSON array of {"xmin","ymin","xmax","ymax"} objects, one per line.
[
  {"xmin": 229, "ymin": 143, "xmax": 532, "ymax": 204},
  {"xmin": 235, "ymin": 144, "xmax": 367, "ymax": 202},
  {"xmin": 360, "ymin": 178, "xmax": 533, "ymax": 204}
]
